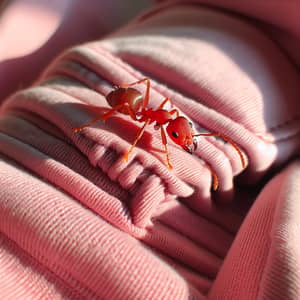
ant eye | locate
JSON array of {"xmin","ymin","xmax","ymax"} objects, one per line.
[
  {"xmin": 172, "ymin": 131, "xmax": 179, "ymax": 138},
  {"xmin": 189, "ymin": 122, "xmax": 193, "ymax": 128}
]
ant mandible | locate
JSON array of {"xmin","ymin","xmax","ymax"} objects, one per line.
[{"xmin": 74, "ymin": 78, "xmax": 245, "ymax": 190}]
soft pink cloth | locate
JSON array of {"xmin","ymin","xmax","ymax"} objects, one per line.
[
  {"xmin": 0, "ymin": 0, "xmax": 148, "ymax": 102},
  {"xmin": 1, "ymin": 1, "xmax": 300, "ymax": 299}
]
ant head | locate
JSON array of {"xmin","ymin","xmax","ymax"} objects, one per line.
[{"xmin": 166, "ymin": 117, "xmax": 198, "ymax": 153}]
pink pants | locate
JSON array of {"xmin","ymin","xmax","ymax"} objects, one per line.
[{"xmin": 0, "ymin": 1, "xmax": 300, "ymax": 299}]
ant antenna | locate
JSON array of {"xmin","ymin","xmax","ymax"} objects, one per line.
[{"xmin": 193, "ymin": 133, "xmax": 246, "ymax": 169}]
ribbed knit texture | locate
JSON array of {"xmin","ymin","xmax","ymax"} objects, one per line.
[{"xmin": 1, "ymin": 1, "xmax": 300, "ymax": 299}]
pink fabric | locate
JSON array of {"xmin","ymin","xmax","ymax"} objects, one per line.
[
  {"xmin": 0, "ymin": 0, "xmax": 146, "ymax": 102},
  {"xmin": 157, "ymin": 0, "xmax": 300, "ymax": 67},
  {"xmin": 1, "ymin": 1, "xmax": 300, "ymax": 299}
]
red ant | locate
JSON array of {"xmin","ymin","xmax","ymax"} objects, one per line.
[{"xmin": 74, "ymin": 78, "xmax": 245, "ymax": 190}]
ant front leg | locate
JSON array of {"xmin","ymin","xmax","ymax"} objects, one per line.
[
  {"xmin": 157, "ymin": 97, "xmax": 171, "ymax": 109},
  {"xmin": 157, "ymin": 98, "xmax": 180, "ymax": 121},
  {"xmin": 160, "ymin": 126, "xmax": 173, "ymax": 169},
  {"xmin": 157, "ymin": 97, "xmax": 179, "ymax": 115}
]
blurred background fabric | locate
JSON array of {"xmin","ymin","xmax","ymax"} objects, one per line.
[{"xmin": 0, "ymin": 0, "xmax": 153, "ymax": 102}]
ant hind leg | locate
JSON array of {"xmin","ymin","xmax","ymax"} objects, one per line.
[{"xmin": 73, "ymin": 103, "xmax": 126, "ymax": 132}]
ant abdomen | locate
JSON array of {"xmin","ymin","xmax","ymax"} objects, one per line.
[{"xmin": 106, "ymin": 87, "xmax": 143, "ymax": 115}]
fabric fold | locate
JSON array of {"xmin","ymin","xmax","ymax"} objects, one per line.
[{"xmin": 1, "ymin": 1, "xmax": 300, "ymax": 299}]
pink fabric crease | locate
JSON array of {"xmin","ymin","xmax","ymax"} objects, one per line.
[{"xmin": 0, "ymin": 0, "xmax": 300, "ymax": 299}]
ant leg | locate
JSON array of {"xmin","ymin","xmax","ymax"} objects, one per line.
[
  {"xmin": 101, "ymin": 103, "xmax": 127, "ymax": 121},
  {"xmin": 73, "ymin": 117, "xmax": 104, "ymax": 133},
  {"xmin": 206, "ymin": 164, "xmax": 219, "ymax": 191},
  {"xmin": 121, "ymin": 78, "xmax": 150, "ymax": 109},
  {"xmin": 73, "ymin": 103, "xmax": 126, "ymax": 132},
  {"xmin": 157, "ymin": 97, "xmax": 171, "ymax": 109},
  {"xmin": 157, "ymin": 98, "xmax": 180, "ymax": 118},
  {"xmin": 123, "ymin": 119, "xmax": 151, "ymax": 162},
  {"xmin": 193, "ymin": 133, "xmax": 246, "ymax": 169},
  {"xmin": 160, "ymin": 126, "xmax": 173, "ymax": 169},
  {"xmin": 169, "ymin": 109, "xmax": 180, "ymax": 118},
  {"xmin": 121, "ymin": 78, "xmax": 150, "ymax": 88},
  {"xmin": 103, "ymin": 102, "xmax": 139, "ymax": 121}
]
